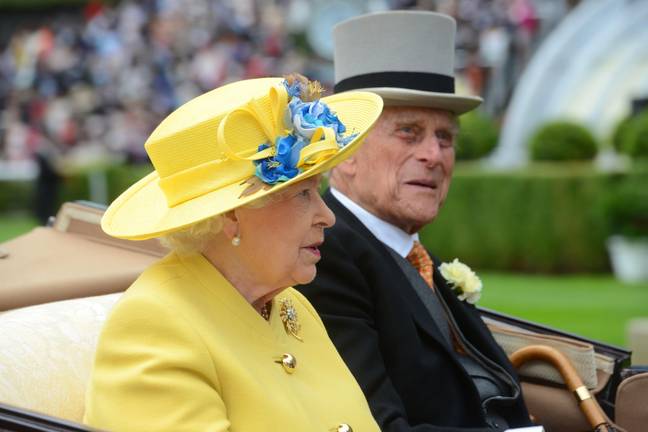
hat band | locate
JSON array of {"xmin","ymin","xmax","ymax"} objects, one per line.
[
  {"xmin": 158, "ymin": 159, "xmax": 255, "ymax": 207},
  {"xmin": 334, "ymin": 71, "xmax": 455, "ymax": 94}
]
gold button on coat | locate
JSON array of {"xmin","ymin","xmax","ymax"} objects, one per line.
[
  {"xmin": 274, "ymin": 353, "xmax": 297, "ymax": 374},
  {"xmin": 332, "ymin": 424, "xmax": 352, "ymax": 432}
]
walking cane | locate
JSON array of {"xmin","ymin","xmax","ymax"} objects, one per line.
[{"xmin": 510, "ymin": 345, "xmax": 619, "ymax": 432}]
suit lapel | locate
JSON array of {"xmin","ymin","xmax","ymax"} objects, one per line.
[
  {"xmin": 324, "ymin": 190, "xmax": 457, "ymax": 352},
  {"xmin": 432, "ymin": 262, "xmax": 518, "ymax": 374}
]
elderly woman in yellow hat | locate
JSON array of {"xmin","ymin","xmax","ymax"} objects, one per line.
[{"xmin": 83, "ymin": 75, "xmax": 382, "ymax": 431}]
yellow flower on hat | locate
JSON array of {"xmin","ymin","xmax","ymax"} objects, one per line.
[{"xmin": 439, "ymin": 258, "xmax": 482, "ymax": 304}]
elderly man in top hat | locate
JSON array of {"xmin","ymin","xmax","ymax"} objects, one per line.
[{"xmin": 298, "ymin": 11, "xmax": 536, "ymax": 431}]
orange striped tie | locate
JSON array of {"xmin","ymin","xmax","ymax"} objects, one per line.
[{"xmin": 406, "ymin": 241, "xmax": 434, "ymax": 288}]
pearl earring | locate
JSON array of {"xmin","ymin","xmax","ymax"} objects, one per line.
[{"xmin": 231, "ymin": 235, "xmax": 241, "ymax": 247}]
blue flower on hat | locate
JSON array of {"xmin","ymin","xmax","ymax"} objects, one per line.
[
  {"xmin": 284, "ymin": 80, "xmax": 302, "ymax": 99},
  {"xmin": 255, "ymin": 142, "xmax": 299, "ymax": 184},
  {"xmin": 275, "ymin": 134, "xmax": 306, "ymax": 169},
  {"xmin": 252, "ymin": 77, "xmax": 356, "ymax": 185},
  {"xmin": 290, "ymin": 100, "xmax": 339, "ymax": 137}
]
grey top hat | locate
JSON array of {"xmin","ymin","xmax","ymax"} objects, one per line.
[{"xmin": 333, "ymin": 11, "xmax": 482, "ymax": 114}]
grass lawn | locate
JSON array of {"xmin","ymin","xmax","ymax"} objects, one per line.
[
  {"xmin": 2, "ymin": 213, "xmax": 646, "ymax": 349},
  {"xmin": 0, "ymin": 213, "xmax": 38, "ymax": 243},
  {"xmin": 480, "ymin": 273, "xmax": 648, "ymax": 348}
]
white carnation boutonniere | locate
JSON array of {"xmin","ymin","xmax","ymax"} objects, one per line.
[{"xmin": 439, "ymin": 258, "xmax": 483, "ymax": 304}]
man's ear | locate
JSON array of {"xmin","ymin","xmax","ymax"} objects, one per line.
[{"xmin": 333, "ymin": 157, "xmax": 356, "ymax": 177}]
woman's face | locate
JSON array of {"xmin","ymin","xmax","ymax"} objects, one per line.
[{"xmin": 233, "ymin": 175, "xmax": 335, "ymax": 295}]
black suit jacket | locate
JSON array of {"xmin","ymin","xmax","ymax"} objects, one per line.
[{"xmin": 298, "ymin": 191, "xmax": 531, "ymax": 431}]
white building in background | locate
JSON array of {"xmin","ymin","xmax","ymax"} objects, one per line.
[{"xmin": 491, "ymin": 0, "xmax": 648, "ymax": 167}]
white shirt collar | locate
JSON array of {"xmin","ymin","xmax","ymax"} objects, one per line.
[{"xmin": 330, "ymin": 187, "xmax": 418, "ymax": 258}]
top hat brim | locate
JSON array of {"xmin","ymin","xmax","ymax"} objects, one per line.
[
  {"xmin": 364, "ymin": 87, "xmax": 482, "ymax": 115},
  {"xmin": 101, "ymin": 91, "xmax": 383, "ymax": 241}
]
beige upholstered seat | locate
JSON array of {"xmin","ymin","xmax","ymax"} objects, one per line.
[
  {"xmin": 616, "ymin": 372, "xmax": 648, "ymax": 432},
  {"xmin": 0, "ymin": 293, "xmax": 121, "ymax": 422},
  {"xmin": 0, "ymin": 202, "xmax": 159, "ymax": 423}
]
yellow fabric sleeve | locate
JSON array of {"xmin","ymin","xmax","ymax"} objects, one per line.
[{"xmin": 84, "ymin": 294, "xmax": 230, "ymax": 432}]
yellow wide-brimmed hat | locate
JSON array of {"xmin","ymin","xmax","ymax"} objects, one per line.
[{"xmin": 102, "ymin": 76, "xmax": 383, "ymax": 240}]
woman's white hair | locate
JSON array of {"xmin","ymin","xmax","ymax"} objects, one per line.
[
  {"xmin": 159, "ymin": 188, "xmax": 290, "ymax": 254},
  {"xmin": 159, "ymin": 215, "xmax": 225, "ymax": 254}
]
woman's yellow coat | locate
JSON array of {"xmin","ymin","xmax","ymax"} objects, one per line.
[{"xmin": 84, "ymin": 252, "xmax": 379, "ymax": 431}]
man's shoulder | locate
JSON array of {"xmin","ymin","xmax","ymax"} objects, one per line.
[
  {"xmin": 320, "ymin": 218, "xmax": 373, "ymax": 264},
  {"xmin": 323, "ymin": 190, "xmax": 376, "ymax": 243},
  {"xmin": 326, "ymin": 209, "xmax": 362, "ymax": 238},
  {"xmin": 320, "ymin": 192, "xmax": 356, "ymax": 233}
]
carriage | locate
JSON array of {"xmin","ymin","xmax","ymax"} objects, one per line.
[{"xmin": 1, "ymin": 202, "xmax": 646, "ymax": 432}]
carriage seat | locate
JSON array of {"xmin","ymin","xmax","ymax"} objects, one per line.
[{"xmin": 0, "ymin": 293, "xmax": 121, "ymax": 423}]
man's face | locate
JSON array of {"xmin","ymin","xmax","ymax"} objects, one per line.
[{"xmin": 342, "ymin": 106, "xmax": 457, "ymax": 234}]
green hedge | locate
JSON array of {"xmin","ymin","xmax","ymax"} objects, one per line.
[
  {"xmin": 420, "ymin": 165, "xmax": 648, "ymax": 273},
  {"xmin": 611, "ymin": 115, "xmax": 635, "ymax": 153},
  {"xmin": 0, "ymin": 163, "xmax": 152, "ymax": 214},
  {"xmin": 105, "ymin": 164, "xmax": 154, "ymax": 198},
  {"xmin": 529, "ymin": 121, "xmax": 598, "ymax": 161},
  {"xmin": 456, "ymin": 111, "xmax": 499, "ymax": 160},
  {"xmin": 599, "ymin": 175, "xmax": 648, "ymax": 238},
  {"xmin": 624, "ymin": 110, "xmax": 648, "ymax": 158},
  {"xmin": 0, "ymin": 181, "xmax": 34, "ymax": 212},
  {"xmin": 2, "ymin": 163, "xmax": 646, "ymax": 273}
]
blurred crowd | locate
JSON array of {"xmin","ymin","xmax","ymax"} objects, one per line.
[{"xmin": 0, "ymin": 0, "xmax": 558, "ymax": 168}]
